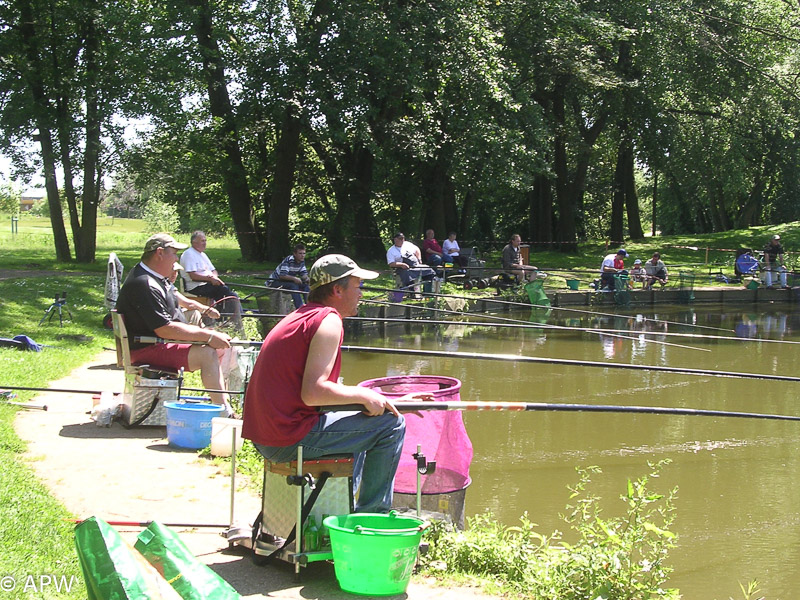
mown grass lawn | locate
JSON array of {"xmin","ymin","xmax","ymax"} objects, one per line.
[{"xmin": 0, "ymin": 274, "xmax": 111, "ymax": 599}]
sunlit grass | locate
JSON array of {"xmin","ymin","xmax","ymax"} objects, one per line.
[{"xmin": 0, "ymin": 274, "xmax": 112, "ymax": 599}]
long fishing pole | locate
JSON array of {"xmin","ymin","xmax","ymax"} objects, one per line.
[
  {"xmin": 362, "ymin": 285, "xmax": 734, "ymax": 333},
  {"xmin": 360, "ymin": 297, "xmax": 706, "ymax": 352},
  {"xmin": 340, "ymin": 345, "xmax": 800, "ymax": 383},
  {"xmin": 228, "ymin": 311, "xmax": 800, "ymax": 347},
  {"xmin": 129, "ymin": 337, "xmax": 799, "ymax": 382},
  {"xmin": 69, "ymin": 518, "xmax": 228, "ymax": 529},
  {"xmin": 326, "ymin": 401, "xmax": 800, "ymax": 423}
]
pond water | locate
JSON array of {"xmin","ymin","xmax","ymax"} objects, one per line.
[{"xmin": 341, "ymin": 302, "xmax": 800, "ymax": 599}]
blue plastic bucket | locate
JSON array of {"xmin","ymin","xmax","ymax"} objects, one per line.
[{"xmin": 164, "ymin": 402, "xmax": 224, "ymax": 449}]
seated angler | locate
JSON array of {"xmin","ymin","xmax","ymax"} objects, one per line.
[
  {"xmin": 180, "ymin": 230, "xmax": 243, "ymax": 331},
  {"xmin": 502, "ymin": 234, "xmax": 537, "ymax": 283},
  {"xmin": 422, "ymin": 229, "xmax": 445, "ymax": 268},
  {"xmin": 386, "ymin": 232, "xmax": 435, "ymax": 289},
  {"xmin": 266, "ymin": 243, "xmax": 311, "ymax": 310},
  {"xmin": 116, "ymin": 233, "xmax": 234, "ymax": 416}
]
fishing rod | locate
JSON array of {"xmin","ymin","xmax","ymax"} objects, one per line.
[
  {"xmin": 340, "ymin": 345, "xmax": 800, "ymax": 383},
  {"xmin": 0, "ymin": 382, "xmax": 246, "ymax": 398},
  {"xmin": 130, "ymin": 337, "xmax": 799, "ymax": 382},
  {"xmin": 69, "ymin": 518, "xmax": 228, "ymax": 529},
  {"xmin": 360, "ymin": 297, "xmax": 705, "ymax": 352},
  {"xmin": 362, "ymin": 284, "xmax": 734, "ymax": 334},
  {"xmin": 224, "ymin": 311, "xmax": 800, "ymax": 347},
  {"xmin": 326, "ymin": 401, "xmax": 800, "ymax": 423}
]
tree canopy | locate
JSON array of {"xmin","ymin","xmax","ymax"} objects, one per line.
[{"xmin": 2, "ymin": 0, "xmax": 799, "ymax": 262}]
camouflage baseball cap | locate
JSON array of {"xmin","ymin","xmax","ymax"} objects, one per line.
[
  {"xmin": 143, "ymin": 233, "xmax": 188, "ymax": 252},
  {"xmin": 309, "ymin": 254, "xmax": 379, "ymax": 290}
]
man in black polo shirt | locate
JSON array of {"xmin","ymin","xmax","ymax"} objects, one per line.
[{"xmin": 116, "ymin": 233, "xmax": 233, "ymax": 414}]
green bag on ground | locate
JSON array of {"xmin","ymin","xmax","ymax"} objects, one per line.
[
  {"xmin": 134, "ymin": 521, "xmax": 241, "ymax": 600},
  {"xmin": 74, "ymin": 517, "xmax": 183, "ymax": 600}
]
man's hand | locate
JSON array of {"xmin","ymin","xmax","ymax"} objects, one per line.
[
  {"xmin": 202, "ymin": 305, "xmax": 220, "ymax": 319},
  {"xmin": 206, "ymin": 329, "xmax": 231, "ymax": 349},
  {"xmin": 360, "ymin": 395, "xmax": 400, "ymax": 417},
  {"xmin": 210, "ymin": 275, "xmax": 225, "ymax": 286}
]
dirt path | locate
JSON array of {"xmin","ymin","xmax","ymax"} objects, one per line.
[{"xmin": 14, "ymin": 352, "xmax": 496, "ymax": 600}]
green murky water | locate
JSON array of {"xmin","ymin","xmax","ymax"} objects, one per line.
[{"xmin": 342, "ymin": 302, "xmax": 800, "ymax": 599}]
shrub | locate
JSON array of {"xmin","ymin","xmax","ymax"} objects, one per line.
[
  {"xmin": 422, "ymin": 460, "xmax": 679, "ymax": 599},
  {"xmin": 142, "ymin": 198, "xmax": 180, "ymax": 233}
]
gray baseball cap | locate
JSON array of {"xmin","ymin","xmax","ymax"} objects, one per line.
[{"xmin": 309, "ymin": 254, "xmax": 379, "ymax": 290}]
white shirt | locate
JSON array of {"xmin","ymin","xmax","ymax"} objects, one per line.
[
  {"xmin": 442, "ymin": 239, "xmax": 460, "ymax": 256},
  {"xmin": 386, "ymin": 241, "xmax": 421, "ymax": 267},
  {"xmin": 600, "ymin": 253, "xmax": 617, "ymax": 273},
  {"xmin": 180, "ymin": 247, "xmax": 216, "ymax": 291}
]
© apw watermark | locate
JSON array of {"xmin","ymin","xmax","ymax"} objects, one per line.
[{"xmin": 0, "ymin": 574, "xmax": 80, "ymax": 594}]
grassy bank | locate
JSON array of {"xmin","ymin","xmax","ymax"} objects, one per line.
[
  {"xmin": 0, "ymin": 274, "xmax": 111, "ymax": 599},
  {"xmin": 1, "ymin": 212, "xmax": 796, "ymax": 284}
]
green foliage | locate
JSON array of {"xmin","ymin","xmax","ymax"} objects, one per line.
[
  {"xmin": 142, "ymin": 197, "xmax": 180, "ymax": 234},
  {"xmin": 422, "ymin": 461, "xmax": 679, "ymax": 599},
  {"xmin": 0, "ymin": 183, "xmax": 20, "ymax": 215}
]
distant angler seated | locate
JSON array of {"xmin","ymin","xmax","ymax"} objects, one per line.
[
  {"xmin": 179, "ymin": 230, "xmax": 242, "ymax": 330},
  {"xmin": 386, "ymin": 232, "xmax": 435, "ymax": 288},
  {"xmin": 266, "ymin": 243, "xmax": 311, "ymax": 310}
]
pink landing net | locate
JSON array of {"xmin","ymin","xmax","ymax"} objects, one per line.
[{"xmin": 358, "ymin": 375, "xmax": 473, "ymax": 495}]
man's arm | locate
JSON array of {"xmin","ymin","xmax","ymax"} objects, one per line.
[
  {"xmin": 301, "ymin": 314, "xmax": 399, "ymax": 416},
  {"xmin": 175, "ymin": 291, "xmax": 220, "ymax": 319},
  {"xmin": 187, "ymin": 270, "xmax": 225, "ymax": 285},
  {"xmin": 153, "ymin": 321, "xmax": 230, "ymax": 349}
]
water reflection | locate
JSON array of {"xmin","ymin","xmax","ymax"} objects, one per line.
[{"xmin": 343, "ymin": 303, "xmax": 800, "ymax": 598}]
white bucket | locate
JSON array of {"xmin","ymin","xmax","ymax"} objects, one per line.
[{"xmin": 210, "ymin": 417, "xmax": 244, "ymax": 457}]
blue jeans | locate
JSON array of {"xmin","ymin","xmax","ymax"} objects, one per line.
[
  {"xmin": 254, "ymin": 411, "xmax": 405, "ymax": 513},
  {"xmin": 395, "ymin": 267, "xmax": 435, "ymax": 288},
  {"xmin": 267, "ymin": 280, "xmax": 309, "ymax": 309}
]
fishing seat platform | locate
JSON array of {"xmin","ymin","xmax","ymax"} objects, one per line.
[
  {"xmin": 111, "ymin": 311, "xmax": 180, "ymax": 427},
  {"xmin": 254, "ymin": 448, "xmax": 354, "ymax": 578}
]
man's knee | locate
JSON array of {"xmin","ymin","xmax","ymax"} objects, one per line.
[{"xmin": 187, "ymin": 344, "xmax": 220, "ymax": 372}]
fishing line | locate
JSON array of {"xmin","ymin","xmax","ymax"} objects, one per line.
[
  {"xmin": 222, "ymin": 311, "xmax": 799, "ymax": 347},
  {"xmin": 339, "ymin": 345, "xmax": 800, "ymax": 383}
]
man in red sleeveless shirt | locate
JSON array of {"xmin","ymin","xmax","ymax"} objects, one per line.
[{"xmin": 243, "ymin": 254, "xmax": 432, "ymax": 513}]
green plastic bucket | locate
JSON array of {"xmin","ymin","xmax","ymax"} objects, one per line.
[
  {"xmin": 325, "ymin": 512, "xmax": 427, "ymax": 596},
  {"xmin": 746, "ymin": 280, "xmax": 760, "ymax": 290},
  {"xmin": 566, "ymin": 279, "xmax": 580, "ymax": 290}
]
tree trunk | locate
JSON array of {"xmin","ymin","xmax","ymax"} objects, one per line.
[
  {"xmin": 266, "ymin": 106, "xmax": 302, "ymax": 261},
  {"xmin": 19, "ymin": 0, "xmax": 71, "ymax": 261},
  {"xmin": 528, "ymin": 173, "xmax": 553, "ymax": 245},
  {"xmin": 77, "ymin": 6, "xmax": 100, "ymax": 263},
  {"xmin": 610, "ymin": 145, "xmax": 626, "ymax": 245},
  {"xmin": 349, "ymin": 145, "xmax": 385, "ymax": 260},
  {"xmin": 188, "ymin": 0, "xmax": 260, "ymax": 260}
]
